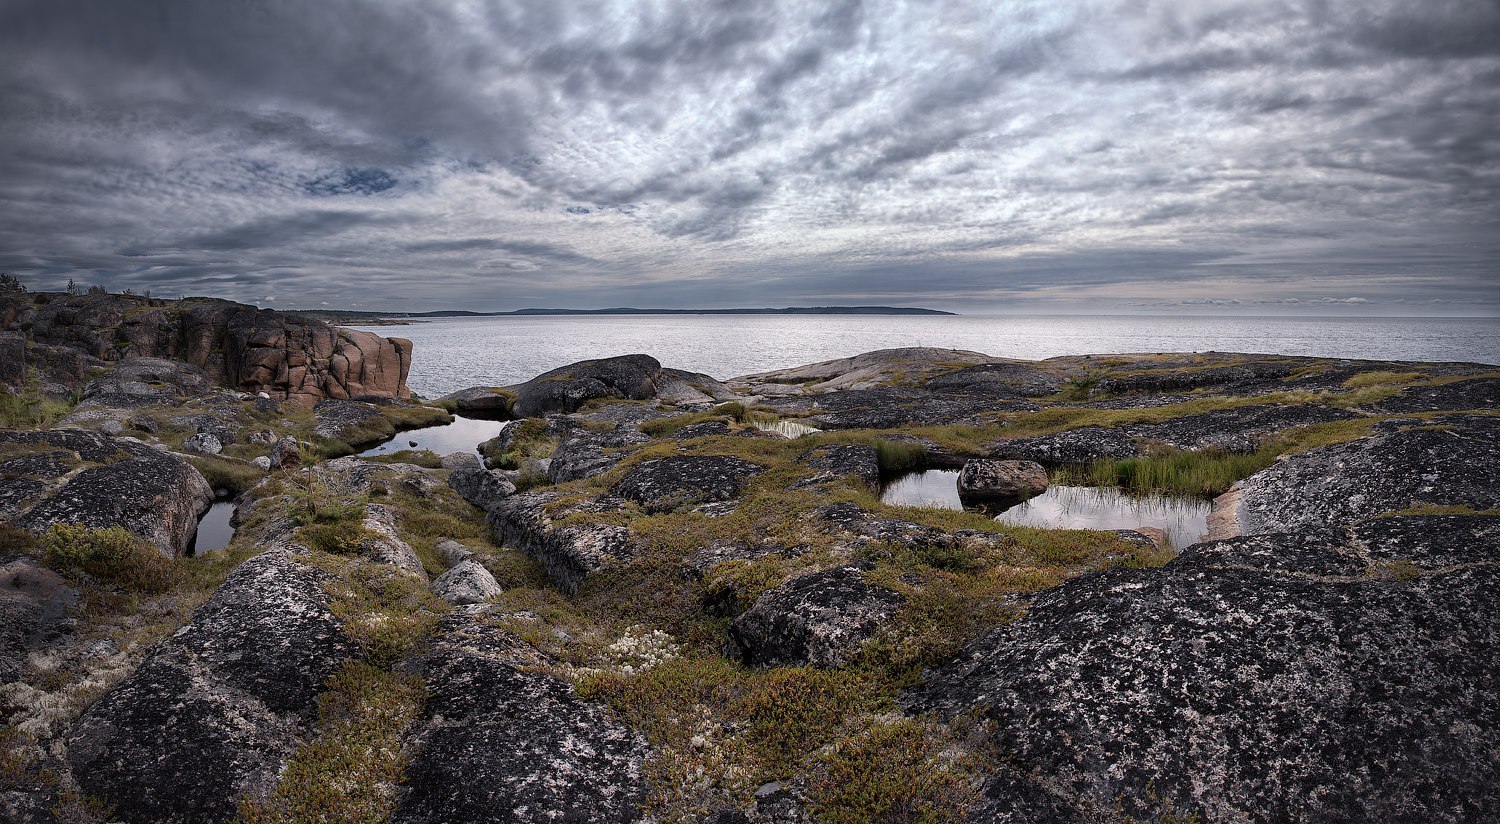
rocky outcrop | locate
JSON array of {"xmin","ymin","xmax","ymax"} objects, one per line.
[
  {"xmin": 436, "ymin": 386, "xmax": 515, "ymax": 418},
  {"xmin": 815, "ymin": 502, "xmax": 1016, "ymax": 555},
  {"xmin": 906, "ymin": 516, "xmax": 1500, "ymax": 823},
  {"xmin": 922, "ymin": 361, "xmax": 1063, "ymax": 397},
  {"xmin": 1374, "ymin": 376, "xmax": 1500, "ymax": 413},
  {"xmin": 796, "ymin": 444, "xmax": 880, "ymax": 489},
  {"xmin": 986, "ymin": 426, "xmax": 1141, "ymax": 464},
  {"xmin": 792, "ymin": 386, "xmax": 1036, "ymax": 430},
  {"xmin": 444, "ymin": 453, "xmax": 517, "ymax": 512},
  {"xmin": 1124, "ymin": 403, "xmax": 1360, "ymax": 453},
  {"xmin": 957, "ymin": 459, "xmax": 1048, "ymax": 501},
  {"xmin": 361, "ymin": 504, "xmax": 426, "ymax": 577},
  {"xmin": 657, "ymin": 368, "xmax": 742, "ymax": 405},
  {"xmin": 0, "ymin": 558, "xmax": 78, "ymax": 684},
  {"xmin": 311, "ymin": 398, "xmax": 394, "ymax": 445},
  {"xmin": 511, "ymin": 354, "xmax": 661, "ymax": 417},
  {"xmin": 75, "ymin": 356, "xmax": 216, "ymax": 409},
  {"xmin": 731, "ymin": 348, "xmax": 996, "ymax": 393},
  {"xmin": 67, "ymin": 548, "xmax": 357, "ymax": 823},
  {"xmin": 431, "ymin": 560, "xmax": 503, "ymax": 605},
  {"xmin": 729, "ymin": 563, "xmax": 905, "ymax": 668},
  {"xmin": 1232, "ymin": 414, "xmax": 1500, "ymax": 535},
  {"xmin": 392, "ymin": 611, "xmax": 649, "ymax": 823},
  {"xmin": 0, "ymin": 330, "xmax": 24, "ymax": 389},
  {"xmin": 1093, "ymin": 360, "xmax": 1302, "ymax": 396},
  {"xmin": 2, "ymin": 429, "xmax": 212, "ymax": 556},
  {"xmin": 488, "ymin": 491, "xmax": 633, "ymax": 594},
  {"xmin": 547, "ymin": 418, "xmax": 652, "ymax": 483},
  {"xmin": 611, "ymin": 455, "xmax": 764, "ymax": 513},
  {"xmin": 1, "ymin": 292, "xmax": 411, "ymax": 404}
]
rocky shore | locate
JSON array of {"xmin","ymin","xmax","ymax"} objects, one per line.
[{"xmin": 2, "ymin": 294, "xmax": 1497, "ymax": 823}]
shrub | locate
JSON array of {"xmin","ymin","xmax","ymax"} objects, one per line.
[
  {"xmin": 808, "ymin": 719, "xmax": 974, "ymax": 823},
  {"xmin": 39, "ymin": 523, "xmax": 178, "ymax": 592}
]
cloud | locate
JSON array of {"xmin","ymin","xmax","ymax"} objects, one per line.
[{"xmin": 0, "ymin": 0, "xmax": 1494, "ymax": 313}]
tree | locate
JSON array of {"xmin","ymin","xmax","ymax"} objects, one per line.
[
  {"xmin": 65, "ymin": 278, "xmax": 78, "ymax": 296},
  {"xmin": 0, "ymin": 273, "xmax": 25, "ymax": 293}
]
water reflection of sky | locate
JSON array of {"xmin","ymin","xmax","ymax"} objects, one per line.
[
  {"xmin": 190, "ymin": 501, "xmax": 236, "ymax": 556},
  {"xmin": 881, "ymin": 469, "xmax": 1212, "ymax": 549},
  {"xmin": 360, "ymin": 415, "xmax": 512, "ymax": 461}
]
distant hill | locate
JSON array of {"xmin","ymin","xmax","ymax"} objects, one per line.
[{"xmin": 286, "ymin": 305, "xmax": 955, "ymax": 323}]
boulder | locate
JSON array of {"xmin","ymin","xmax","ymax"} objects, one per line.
[
  {"xmin": 436, "ymin": 386, "xmax": 514, "ymax": 418},
  {"xmin": 436, "ymin": 539, "xmax": 474, "ymax": 566},
  {"xmin": 956, "ymin": 459, "xmax": 1049, "ymax": 501},
  {"xmin": 801, "ymin": 386, "xmax": 1036, "ymax": 430},
  {"xmin": 0, "ymin": 558, "xmax": 78, "ymax": 684},
  {"xmin": 728, "ymin": 563, "xmax": 905, "ymax": 668},
  {"xmin": 511, "ymin": 354, "xmax": 662, "ymax": 417},
  {"xmin": 267, "ymin": 436, "xmax": 304, "ymax": 470},
  {"xmin": 447, "ymin": 464, "xmax": 517, "ymax": 512},
  {"xmin": 311, "ymin": 398, "xmax": 394, "ymax": 445},
  {"xmin": 1232, "ymin": 414, "xmax": 1500, "ymax": 535},
  {"xmin": 392, "ymin": 613, "xmax": 649, "ymax": 822},
  {"xmin": 611, "ymin": 455, "xmax": 764, "ymax": 513},
  {"xmin": 361, "ymin": 505, "xmax": 426, "ymax": 577},
  {"xmin": 488, "ymin": 491, "xmax": 634, "ymax": 594},
  {"xmin": 905, "ymin": 516, "xmax": 1500, "ymax": 823},
  {"xmin": 730, "ymin": 348, "xmax": 995, "ymax": 393},
  {"xmin": 431, "ymin": 560, "xmax": 503, "ymax": 605},
  {"xmin": 796, "ymin": 444, "xmax": 880, "ymax": 489},
  {"xmin": 67, "ymin": 548, "xmax": 357, "ymax": 823},
  {"xmin": 77, "ymin": 356, "xmax": 216, "ymax": 410},
  {"xmin": 2, "ymin": 429, "xmax": 212, "ymax": 556},
  {"xmin": 547, "ymin": 418, "xmax": 652, "ymax": 483},
  {"xmin": 656, "ymin": 368, "xmax": 742, "ymax": 405},
  {"xmin": 181, "ymin": 432, "xmax": 223, "ymax": 455},
  {"xmin": 923, "ymin": 361, "xmax": 1064, "ymax": 397}
]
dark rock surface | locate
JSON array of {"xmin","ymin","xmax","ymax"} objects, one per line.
[
  {"xmin": 444, "ymin": 453, "xmax": 518, "ymax": 512},
  {"xmin": 1234, "ymin": 414, "xmax": 1500, "ymax": 534},
  {"xmin": 1125, "ymin": 403, "xmax": 1361, "ymax": 453},
  {"xmin": 815, "ymin": 502, "xmax": 1016, "ymax": 555},
  {"xmin": 796, "ymin": 444, "xmax": 880, "ymax": 489},
  {"xmin": 488, "ymin": 491, "xmax": 634, "ymax": 594},
  {"xmin": 1094, "ymin": 360, "xmax": 1302, "ymax": 396},
  {"xmin": 67, "ymin": 548, "xmax": 357, "ymax": 823},
  {"xmin": 2, "ymin": 429, "xmax": 212, "ymax": 555},
  {"xmin": 1374, "ymin": 377, "xmax": 1500, "ymax": 413},
  {"xmin": 906, "ymin": 517, "xmax": 1500, "ymax": 823},
  {"xmin": 672, "ymin": 420, "xmax": 733, "ymax": 439},
  {"xmin": 611, "ymin": 455, "xmax": 764, "ymax": 513},
  {"xmin": 547, "ymin": 418, "xmax": 652, "ymax": 483},
  {"xmin": 0, "ymin": 330, "xmax": 24, "ymax": 389},
  {"xmin": 75, "ymin": 356, "xmax": 216, "ymax": 409},
  {"xmin": 729, "ymin": 563, "xmax": 905, "ymax": 668},
  {"xmin": 392, "ymin": 611, "xmax": 649, "ymax": 823},
  {"xmin": 436, "ymin": 386, "xmax": 514, "ymax": 418},
  {"xmin": 956, "ymin": 459, "xmax": 1048, "ymax": 500},
  {"xmin": 511, "ymin": 354, "xmax": 662, "ymax": 417},
  {"xmin": 923, "ymin": 361, "xmax": 1063, "ymax": 397},
  {"xmin": 311, "ymin": 398, "xmax": 394, "ymax": 444},
  {"xmin": 800, "ymin": 386, "xmax": 1037, "ymax": 430},
  {"xmin": 657, "ymin": 367, "xmax": 741, "ymax": 405},
  {"xmin": 0, "ymin": 558, "xmax": 78, "ymax": 683},
  {"xmin": 986, "ymin": 426, "xmax": 1141, "ymax": 464}
]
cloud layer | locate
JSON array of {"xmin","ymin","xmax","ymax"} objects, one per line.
[{"xmin": 1, "ymin": 0, "xmax": 1496, "ymax": 313}]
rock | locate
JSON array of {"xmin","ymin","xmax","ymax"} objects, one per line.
[
  {"xmin": 1374, "ymin": 377, "xmax": 1500, "ymax": 413},
  {"xmin": 905, "ymin": 517, "xmax": 1500, "ymax": 823},
  {"xmin": 267, "ymin": 435, "xmax": 303, "ymax": 470},
  {"xmin": 728, "ymin": 563, "xmax": 905, "ymax": 668},
  {"xmin": 547, "ymin": 418, "xmax": 652, "ymax": 483},
  {"xmin": 815, "ymin": 502, "xmax": 1016, "ymax": 556},
  {"xmin": 611, "ymin": 455, "xmax": 764, "ymax": 513},
  {"xmin": 672, "ymin": 420, "xmax": 733, "ymax": 439},
  {"xmin": 76, "ymin": 356, "xmax": 216, "ymax": 409},
  {"xmin": 986, "ymin": 426, "xmax": 1141, "ymax": 464},
  {"xmin": 923, "ymin": 361, "xmax": 1064, "ymax": 397},
  {"xmin": 1232, "ymin": 414, "xmax": 1500, "ymax": 534},
  {"xmin": 0, "ymin": 558, "xmax": 79, "ymax": 683},
  {"xmin": 436, "ymin": 386, "xmax": 514, "ymax": 418},
  {"xmin": 957, "ymin": 459, "xmax": 1049, "ymax": 501},
  {"xmin": 391, "ymin": 612, "xmax": 649, "ymax": 823},
  {"xmin": 436, "ymin": 539, "xmax": 474, "ymax": 566},
  {"xmin": 98, "ymin": 419, "xmax": 123, "ymax": 436},
  {"xmin": 1123, "ymin": 403, "xmax": 1361, "ymax": 453},
  {"xmin": 67, "ymin": 548, "xmax": 357, "ymax": 823},
  {"xmin": 312, "ymin": 398, "xmax": 394, "ymax": 445},
  {"xmin": 511, "ymin": 354, "xmax": 662, "ymax": 417},
  {"xmin": 800, "ymin": 386, "xmax": 1036, "ymax": 430},
  {"xmin": 440, "ymin": 451, "xmax": 480, "ymax": 471},
  {"xmin": 361, "ymin": 505, "xmax": 426, "ymax": 577},
  {"xmin": 432, "ymin": 560, "xmax": 503, "ymax": 605},
  {"xmin": 1094, "ymin": 359, "xmax": 1302, "ymax": 396},
  {"xmin": 181, "ymin": 431, "xmax": 223, "ymax": 455},
  {"xmin": 657, "ymin": 368, "xmax": 741, "ymax": 405},
  {"xmin": 447, "ymin": 464, "xmax": 517, "ymax": 513},
  {"xmin": 796, "ymin": 444, "xmax": 880, "ymax": 489},
  {"xmin": 489, "ymin": 491, "xmax": 634, "ymax": 594},
  {"xmin": 3, "ymin": 429, "xmax": 213, "ymax": 556},
  {"xmin": 251, "ymin": 456, "xmax": 272, "ymax": 471},
  {"xmin": 731, "ymin": 348, "xmax": 995, "ymax": 393},
  {"xmin": 0, "ymin": 330, "xmax": 24, "ymax": 389}
]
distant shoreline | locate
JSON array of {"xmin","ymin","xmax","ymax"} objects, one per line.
[{"xmin": 289, "ymin": 305, "xmax": 955, "ymax": 325}]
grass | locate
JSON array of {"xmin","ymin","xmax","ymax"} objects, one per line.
[
  {"xmin": 807, "ymin": 718, "xmax": 978, "ymax": 823},
  {"xmin": 379, "ymin": 404, "xmax": 452, "ymax": 430},
  {"xmin": 185, "ymin": 455, "xmax": 265, "ymax": 495},
  {"xmin": 39, "ymin": 523, "xmax": 179, "ymax": 593},
  {"xmin": 874, "ymin": 439, "xmax": 927, "ymax": 472},
  {"xmin": 363, "ymin": 449, "xmax": 444, "ymax": 468},
  {"xmin": 0, "ymin": 381, "xmax": 74, "ymax": 429}
]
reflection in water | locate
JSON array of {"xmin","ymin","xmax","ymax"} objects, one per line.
[
  {"xmin": 880, "ymin": 469, "xmax": 1212, "ymax": 549},
  {"xmin": 360, "ymin": 415, "xmax": 512, "ymax": 461},
  {"xmin": 755, "ymin": 419, "xmax": 821, "ymax": 438},
  {"xmin": 189, "ymin": 502, "xmax": 236, "ymax": 556}
]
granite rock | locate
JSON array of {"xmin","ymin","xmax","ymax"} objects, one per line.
[{"xmin": 729, "ymin": 563, "xmax": 905, "ymax": 668}]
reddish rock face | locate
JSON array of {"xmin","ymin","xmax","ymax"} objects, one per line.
[{"xmin": 2, "ymin": 293, "xmax": 410, "ymax": 404}]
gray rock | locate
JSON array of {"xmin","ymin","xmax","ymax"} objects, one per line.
[
  {"xmin": 957, "ymin": 459, "xmax": 1049, "ymax": 501},
  {"xmin": 987, "ymin": 426, "xmax": 1141, "ymax": 464},
  {"xmin": 0, "ymin": 330, "xmax": 24, "ymax": 389},
  {"xmin": 251, "ymin": 455, "xmax": 272, "ymax": 471},
  {"xmin": 181, "ymin": 431, "xmax": 223, "ymax": 455},
  {"xmin": 267, "ymin": 435, "xmax": 303, "ymax": 470},
  {"xmin": 923, "ymin": 361, "xmax": 1064, "ymax": 397},
  {"xmin": 489, "ymin": 491, "xmax": 634, "ymax": 595},
  {"xmin": 672, "ymin": 420, "xmax": 733, "ymax": 439},
  {"xmin": 0, "ymin": 558, "xmax": 78, "ymax": 683},
  {"xmin": 98, "ymin": 419, "xmax": 123, "ymax": 436},
  {"xmin": 436, "ymin": 386, "xmax": 514, "ymax": 418},
  {"xmin": 392, "ymin": 613, "xmax": 649, "ymax": 823},
  {"xmin": 802, "ymin": 386, "xmax": 1036, "ymax": 430},
  {"xmin": 1234, "ymin": 414, "xmax": 1500, "ymax": 534},
  {"xmin": 436, "ymin": 539, "xmax": 474, "ymax": 566},
  {"xmin": 611, "ymin": 455, "xmax": 764, "ymax": 513},
  {"xmin": 547, "ymin": 418, "xmax": 652, "ymax": 483},
  {"xmin": 815, "ymin": 502, "xmax": 1016, "ymax": 556},
  {"xmin": 796, "ymin": 444, "xmax": 880, "ymax": 490},
  {"xmin": 440, "ymin": 451, "xmax": 480, "ymax": 471},
  {"xmin": 1374, "ymin": 377, "xmax": 1500, "ymax": 413},
  {"xmin": 67, "ymin": 548, "xmax": 357, "ymax": 823},
  {"xmin": 905, "ymin": 517, "xmax": 1500, "ymax": 823},
  {"xmin": 432, "ymin": 560, "xmax": 503, "ymax": 605},
  {"xmin": 512, "ymin": 354, "xmax": 662, "ymax": 417},
  {"xmin": 1094, "ymin": 360, "xmax": 1302, "ymax": 396},
  {"xmin": 728, "ymin": 563, "xmax": 905, "ymax": 668},
  {"xmin": 312, "ymin": 398, "xmax": 394, "ymax": 445},
  {"xmin": 1124, "ymin": 403, "xmax": 1360, "ymax": 453},
  {"xmin": 359, "ymin": 505, "xmax": 427, "ymax": 577},
  {"xmin": 448, "ymin": 464, "xmax": 517, "ymax": 512}
]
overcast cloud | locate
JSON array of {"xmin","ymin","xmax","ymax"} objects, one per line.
[{"xmin": 0, "ymin": 0, "xmax": 1496, "ymax": 313}]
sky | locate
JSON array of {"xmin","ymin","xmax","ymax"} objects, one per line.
[{"xmin": 0, "ymin": 0, "xmax": 1497, "ymax": 315}]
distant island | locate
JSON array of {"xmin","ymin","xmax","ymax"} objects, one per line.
[{"xmin": 285, "ymin": 305, "xmax": 955, "ymax": 324}]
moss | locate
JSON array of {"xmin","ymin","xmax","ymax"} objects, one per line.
[
  {"xmin": 807, "ymin": 718, "xmax": 977, "ymax": 823},
  {"xmin": 363, "ymin": 449, "xmax": 444, "ymax": 468},
  {"xmin": 379, "ymin": 403, "xmax": 452, "ymax": 430},
  {"xmin": 39, "ymin": 524, "xmax": 179, "ymax": 593}
]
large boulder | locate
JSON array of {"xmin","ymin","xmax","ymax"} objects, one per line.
[
  {"xmin": 2, "ymin": 430, "xmax": 212, "ymax": 556},
  {"xmin": 611, "ymin": 455, "xmax": 764, "ymax": 513},
  {"xmin": 392, "ymin": 612, "xmax": 649, "ymax": 822},
  {"xmin": 66, "ymin": 548, "xmax": 357, "ymax": 823},
  {"xmin": 445, "ymin": 454, "xmax": 517, "ymax": 512},
  {"xmin": 431, "ymin": 560, "xmax": 503, "ymax": 605},
  {"xmin": 511, "ymin": 354, "xmax": 662, "ymax": 417},
  {"xmin": 730, "ymin": 348, "xmax": 995, "ymax": 393},
  {"xmin": 905, "ymin": 516, "xmax": 1500, "ymax": 823},
  {"xmin": 76, "ymin": 356, "xmax": 216, "ymax": 409},
  {"xmin": 488, "ymin": 491, "xmax": 633, "ymax": 594},
  {"xmin": 957, "ymin": 459, "xmax": 1049, "ymax": 501},
  {"xmin": 728, "ymin": 563, "xmax": 905, "ymax": 668},
  {"xmin": 435, "ymin": 386, "xmax": 515, "ymax": 418}
]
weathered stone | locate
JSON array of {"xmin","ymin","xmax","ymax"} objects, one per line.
[
  {"xmin": 657, "ymin": 368, "xmax": 742, "ymax": 405},
  {"xmin": 361, "ymin": 504, "xmax": 426, "ymax": 577},
  {"xmin": 1124, "ymin": 403, "xmax": 1360, "ymax": 453},
  {"xmin": 1094, "ymin": 360, "xmax": 1302, "ymax": 396},
  {"xmin": 1374, "ymin": 377, "xmax": 1500, "ymax": 413},
  {"xmin": 673, "ymin": 420, "xmax": 733, "ymax": 439},
  {"xmin": 0, "ymin": 558, "xmax": 78, "ymax": 684},
  {"xmin": 447, "ymin": 464, "xmax": 517, "ymax": 512},
  {"xmin": 729, "ymin": 563, "xmax": 904, "ymax": 668},
  {"xmin": 923, "ymin": 361, "xmax": 1064, "ymax": 397},
  {"xmin": 0, "ymin": 331, "xmax": 26, "ymax": 389},
  {"xmin": 801, "ymin": 386, "xmax": 1036, "ymax": 430},
  {"xmin": 98, "ymin": 419, "xmax": 123, "ymax": 436},
  {"xmin": 957, "ymin": 459, "xmax": 1048, "ymax": 501},
  {"xmin": 815, "ymin": 502, "xmax": 1016, "ymax": 555},
  {"xmin": 181, "ymin": 432, "xmax": 223, "ymax": 455},
  {"xmin": 311, "ymin": 398, "xmax": 393, "ymax": 445},
  {"xmin": 511, "ymin": 354, "xmax": 662, "ymax": 417},
  {"xmin": 392, "ymin": 613, "xmax": 649, "ymax": 823},
  {"xmin": 611, "ymin": 455, "xmax": 764, "ymax": 513},
  {"xmin": 67, "ymin": 549, "xmax": 357, "ymax": 823},
  {"xmin": 251, "ymin": 455, "xmax": 273, "ymax": 471},
  {"xmin": 436, "ymin": 539, "xmax": 474, "ymax": 566},
  {"xmin": 731, "ymin": 348, "xmax": 995, "ymax": 393},
  {"xmin": 432, "ymin": 560, "xmax": 503, "ymax": 605},
  {"xmin": 547, "ymin": 418, "xmax": 651, "ymax": 483},
  {"xmin": 905, "ymin": 518, "xmax": 1500, "ymax": 823},
  {"xmin": 436, "ymin": 386, "xmax": 514, "ymax": 418},
  {"xmin": 986, "ymin": 426, "xmax": 1141, "ymax": 464},
  {"xmin": 78, "ymin": 356, "xmax": 216, "ymax": 411},
  {"xmin": 267, "ymin": 435, "xmax": 303, "ymax": 470},
  {"xmin": 489, "ymin": 491, "xmax": 634, "ymax": 594},
  {"xmin": 796, "ymin": 444, "xmax": 880, "ymax": 489}
]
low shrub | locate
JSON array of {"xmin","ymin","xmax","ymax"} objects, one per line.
[
  {"xmin": 39, "ymin": 523, "xmax": 178, "ymax": 592},
  {"xmin": 185, "ymin": 455, "xmax": 264, "ymax": 495},
  {"xmin": 808, "ymin": 718, "xmax": 975, "ymax": 823}
]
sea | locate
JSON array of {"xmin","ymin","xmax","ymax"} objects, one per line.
[{"xmin": 351, "ymin": 314, "xmax": 1500, "ymax": 398}]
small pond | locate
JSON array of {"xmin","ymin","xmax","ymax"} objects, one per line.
[
  {"xmin": 755, "ymin": 419, "xmax": 821, "ymax": 438},
  {"xmin": 360, "ymin": 414, "xmax": 512, "ymax": 461},
  {"xmin": 880, "ymin": 469, "xmax": 1212, "ymax": 549},
  {"xmin": 189, "ymin": 501, "xmax": 236, "ymax": 556}
]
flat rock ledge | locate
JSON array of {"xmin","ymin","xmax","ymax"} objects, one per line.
[
  {"xmin": 66, "ymin": 548, "xmax": 357, "ymax": 824},
  {"xmin": 488, "ymin": 491, "xmax": 633, "ymax": 595},
  {"xmin": 729, "ymin": 563, "xmax": 905, "ymax": 668},
  {"xmin": 392, "ymin": 611, "xmax": 649, "ymax": 823},
  {"xmin": 905, "ymin": 515, "xmax": 1500, "ymax": 823},
  {"xmin": 611, "ymin": 455, "xmax": 764, "ymax": 513}
]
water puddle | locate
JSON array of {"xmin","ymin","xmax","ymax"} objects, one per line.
[
  {"xmin": 360, "ymin": 414, "xmax": 512, "ymax": 461},
  {"xmin": 880, "ymin": 469, "xmax": 1212, "ymax": 549},
  {"xmin": 189, "ymin": 501, "xmax": 236, "ymax": 556},
  {"xmin": 755, "ymin": 419, "xmax": 821, "ymax": 438}
]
